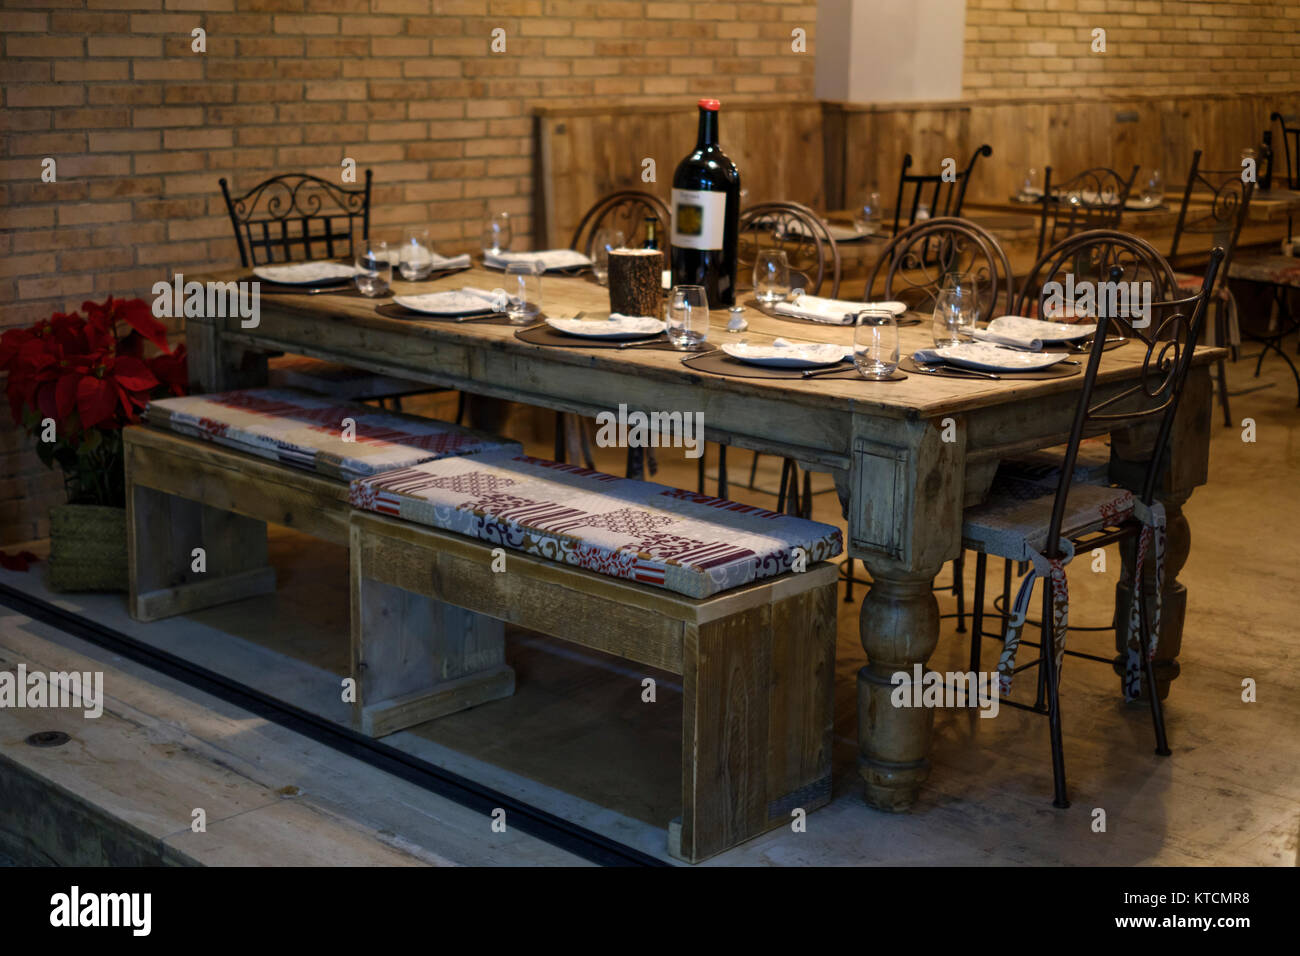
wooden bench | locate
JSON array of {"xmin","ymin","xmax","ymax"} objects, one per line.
[
  {"xmin": 349, "ymin": 507, "xmax": 838, "ymax": 863},
  {"xmin": 124, "ymin": 425, "xmax": 516, "ymax": 726}
]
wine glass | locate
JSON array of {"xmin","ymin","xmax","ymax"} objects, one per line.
[
  {"xmin": 591, "ymin": 227, "xmax": 625, "ymax": 286},
  {"xmin": 932, "ymin": 284, "xmax": 976, "ymax": 347},
  {"xmin": 854, "ymin": 311, "xmax": 899, "ymax": 380},
  {"xmin": 667, "ymin": 284, "xmax": 709, "ymax": 349},
  {"xmin": 353, "ymin": 240, "xmax": 392, "ymax": 297},
  {"xmin": 398, "ymin": 227, "xmax": 434, "ymax": 280},
  {"xmin": 504, "ymin": 261, "xmax": 540, "ymax": 324},
  {"xmin": 1141, "ymin": 168, "xmax": 1164, "ymax": 207},
  {"xmin": 481, "ymin": 212, "xmax": 512, "ymax": 256},
  {"xmin": 753, "ymin": 249, "xmax": 790, "ymax": 304}
]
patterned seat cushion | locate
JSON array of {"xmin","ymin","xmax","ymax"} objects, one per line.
[
  {"xmin": 963, "ymin": 482, "xmax": 1135, "ymax": 561},
  {"xmin": 349, "ymin": 450, "xmax": 843, "ymax": 599},
  {"xmin": 1228, "ymin": 252, "xmax": 1300, "ymax": 288},
  {"xmin": 991, "ymin": 439, "xmax": 1111, "ymax": 500},
  {"xmin": 146, "ymin": 387, "xmax": 519, "ymax": 480}
]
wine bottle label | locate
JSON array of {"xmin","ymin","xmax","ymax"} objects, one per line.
[{"xmin": 670, "ymin": 188, "xmax": 726, "ymax": 250}]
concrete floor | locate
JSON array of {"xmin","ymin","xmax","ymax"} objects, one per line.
[{"xmin": 1, "ymin": 340, "xmax": 1297, "ymax": 865}]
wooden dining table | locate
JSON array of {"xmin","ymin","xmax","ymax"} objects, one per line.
[{"xmin": 186, "ymin": 264, "xmax": 1223, "ymax": 812}]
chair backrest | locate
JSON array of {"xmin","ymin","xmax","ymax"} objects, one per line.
[
  {"xmin": 891, "ymin": 144, "xmax": 993, "ymax": 236},
  {"xmin": 864, "ymin": 216, "xmax": 1013, "ymax": 322},
  {"xmin": 1271, "ymin": 111, "xmax": 1300, "ymax": 190},
  {"xmin": 738, "ymin": 201, "xmax": 841, "ymax": 297},
  {"xmin": 569, "ymin": 190, "xmax": 671, "ymax": 258},
  {"xmin": 1040, "ymin": 246, "xmax": 1224, "ymax": 559},
  {"xmin": 1035, "ymin": 165, "xmax": 1140, "ymax": 256},
  {"xmin": 219, "ymin": 171, "xmax": 372, "ymax": 269},
  {"xmin": 1016, "ymin": 229, "xmax": 1178, "ymax": 321},
  {"xmin": 1169, "ymin": 149, "xmax": 1255, "ymax": 284}
]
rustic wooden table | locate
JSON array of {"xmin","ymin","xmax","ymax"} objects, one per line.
[{"xmin": 187, "ymin": 265, "xmax": 1223, "ymax": 811}]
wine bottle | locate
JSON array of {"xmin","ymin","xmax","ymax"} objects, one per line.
[
  {"xmin": 670, "ymin": 98, "xmax": 740, "ymax": 308},
  {"xmin": 642, "ymin": 216, "xmax": 659, "ymax": 250}
]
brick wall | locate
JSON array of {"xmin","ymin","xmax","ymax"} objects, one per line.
[{"xmin": 964, "ymin": 0, "xmax": 1300, "ymax": 98}]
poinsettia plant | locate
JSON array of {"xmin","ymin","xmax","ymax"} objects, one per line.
[{"xmin": 0, "ymin": 297, "xmax": 187, "ymax": 508}]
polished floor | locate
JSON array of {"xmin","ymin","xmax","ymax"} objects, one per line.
[{"xmin": 3, "ymin": 340, "xmax": 1298, "ymax": 865}]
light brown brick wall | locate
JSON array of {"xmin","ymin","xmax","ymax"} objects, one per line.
[{"xmin": 963, "ymin": 0, "xmax": 1300, "ymax": 98}]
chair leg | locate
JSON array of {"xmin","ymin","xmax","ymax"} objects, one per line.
[
  {"xmin": 953, "ymin": 552, "xmax": 967, "ymax": 634},
  {"xmin": 844, "ymin": 557, "xmax": 855, "ymax": 603},
  {"xmin": 697, "ymin": 447, "xmax": 706, "ymax": 494},
  {"xmin": 1215, "ymin": 301, "xmax": 1232, "ymax": 428},
  {"xmin": 748, "ymin": 450, "xmax": 760, "ymax": 488},
  {"xmin": 970, "ymin": 552, "xmax": 987, "ymax": 672},
  {"xmin": 455, "ymin": 391, "xmax": 466, "ymax": 425},
  {"xmin": 1138, "ymin": 588, "xmax": 1172, "ymax": 756},
  {"xmin": 553, "ymin": 410, "xmax": 565, "ymax": 462},
  {"xmin": 1040, "ymin": 581, "xmax": 1069, "ymax": 809},
  {"xmin": 776, "ymin": 458, "xmax": 791, "ymax": 513},
  {"xmin": 800, "ymin": 467, "xmax": 811, "ymax": 519},
  {"xmin": 718, "ymin": 444, "xmax": 729, "ymax": 499}
]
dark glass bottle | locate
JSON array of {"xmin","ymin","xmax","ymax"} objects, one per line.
[
  {"xmin": 669, "ymin": 99, "xmax": 740, "ymax": 308},
  {"xmin": 642, "ymin": 216, "xmax": 659, "ymax": 250}
]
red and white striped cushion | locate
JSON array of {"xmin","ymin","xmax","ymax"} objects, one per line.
[
  {"xmin": 146, "ymin": 387, "xmax": 519, "ymax": 480},
  {"xmin": 349, "ymin": 450, "xmax": 843, "ymax": 599}
]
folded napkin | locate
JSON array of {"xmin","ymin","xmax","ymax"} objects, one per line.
[
  {"xmin": 483, "ymin": 249, "xmax": 592, "ymax": 271},
  {"xmin": 608, "ymin": 312, "xmax": 657, "ymax": 322},
  {"xmin": 970, "ymin": 328, "xmax": 1045, "ymax": 351},
  {"xmin": 461, "ymin": 286, "xmax": 510, "ymax": 310},
  {"xmin": 773, "ymin": 295, "xmax": 900, "ymax": 325},
  {"xmin": 429, "ymin": 252, "xmax": 471, "ymax": 270}
]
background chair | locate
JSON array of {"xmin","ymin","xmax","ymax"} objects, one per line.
[
  {"xmin": 891, "ymin": 144, "xmax": 993, "ymax": 236},
  {"xmin": 1169, "ymin": 149, "xmax": 1255, "ymax": 426},
  {"xmin": 219, "ymin": 170, "xmax": 429, "ymax": 409},
  {"xmin": 1035, "ymin": 165, "xmax": 1140, "ymax": 256}
]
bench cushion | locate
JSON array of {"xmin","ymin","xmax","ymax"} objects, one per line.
[
  {"xmin": 146, "ymin": 387, "xmax": 519, "ymax": 480},
  {"xmin": 349, "ymin": 450, "xmax": 843, "ymax": 599}
]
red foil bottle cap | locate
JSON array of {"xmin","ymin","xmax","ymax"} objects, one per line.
[{"xmin": 698, "ymin": 98, "xmax": 720, "ymax": 111}]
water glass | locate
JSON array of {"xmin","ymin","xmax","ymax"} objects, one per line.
[
  {"xmin": 398, "ymin": 228, "xmax": 434, "ymax": 280},
  {"xmin": 853, "ymin": 191, "xmax": 882, "ymax": 235},
  {"xmin": 854, "ymin": 311, "xmax": 900, "ymax": 380},
  {"xmin": 667, "ymin": 284, "xmax": 709, "ymax": 349},
  {"xmin": 354, "ymin": 240, "xmax": 392, "ymax": 297},
  {"xmin": 504, "ymin": 261, "xmax": 540, "ymax": 324},
  {"xmin": 1141, "ymin": 168, "xmax": 1164, "ymax": 206},
  {"xmin": 932, "ymin": 285, "xmax": 977, "ymax": 347},
  {"xmin": 753, "ymin": 249, "xmax": 790, "ymax": 304},
  {"xmin": 591, "ymin": 227, "xmax": 625, "ymax": 286},
  {"xmin": 1020, "ymin": 167, "xmax": 1039, "ymax": 200},
  {"xmin": 481, "ymin": 212, "xmax": 512, "ymax": 256}
]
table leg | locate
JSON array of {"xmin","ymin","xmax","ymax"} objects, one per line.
[
  {"xmin": 858, "ymin": 563, "xmax": 942, "ymax": 811},
  {"xmin": 185, "ymin": 314, "xmax": 267, "ymax": 393}
]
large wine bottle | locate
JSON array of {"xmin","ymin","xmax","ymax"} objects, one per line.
[{"xmin": 670, "ymin": 98, "xmax": 740, "ymax": 307}]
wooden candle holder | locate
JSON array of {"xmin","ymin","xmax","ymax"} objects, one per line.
[{"xmin": 608, "ymin": 248, "xmax": 664, "ymax": 317}]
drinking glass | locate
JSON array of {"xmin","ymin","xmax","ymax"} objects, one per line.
[
  {"xmin": 853, "ymin": 191, "xmax": 882, "ymax": 235},
  {"xmin": 504, "ymin": 261, "xmax": 540, "ymax": 324},
  {"xmin": 1141, "ymin": 168, "xmax": 1164, "ymax": 206},
  {"xmin": 667, "ymin": 284, "xmax": 709, "ymax": 349},
  {"xmin": 854, "ymin": 311, "xmax": 899, "ymax": 380},
  {"xmin": 931, "ymin": 284, "xmax": 977, "ymax": 347},
  {"xmin": 354, "ymin": 240, "xmax": 392, "ymax": 297},
  {"xmin": 398, "ymin": 228, "xmax": 434, "ymax": 280},
  {"xmin": 753, "ymin": 249, "xmax": 790, "ymax": 304},
  {"xmin": 591, "ymin": 227, "xmax": 625, "ymax": 286},
  {"xmin": 481, "ymin": 212, "xmax": 512, "ymax": 256},
  {"xmin": 1019, "ymin": 168, "xmax": 1039, "ymax": 200}
]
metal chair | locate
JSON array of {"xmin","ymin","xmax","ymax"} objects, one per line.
[
  {"xmin": 1034, "ymin": 165, "xmax": 1140, "ymax": 257},
  {"xmin": 738, "ymin": 201, "xmax": 842, "ymax": 297},
  {"xmin": 962, "ymin": 244, "xmax": 1224, "ymax": 807},
  {"xmin": 569, "ymin": 189, "xmax": 670, "ymax": 259},
  {"xmin": 1169, "ymin": 149, "xmax": 1255, "ymax": 426},
  {"xmin": 891, "ymin": 145, "xmax": 992, "ymax": 236}
]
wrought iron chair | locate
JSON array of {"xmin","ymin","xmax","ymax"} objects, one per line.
[
  {"xmin": 1169, "ymin": 149, "xmax": 1255, "ymax": 426},
  {"xmin": 569, "ymin": 189, "xmax": 670, "ymax": 258},
  {"xmin": 218, "ymin": 170, "xmax": 427, "ymax": 409},
  {"xmin": 962, "ymin": 235, "xmax": 1218, "ymax": 807},
  {"xmin": 1034, "ymin": 165, "xmax": 1140, "ymax": 257},
  {"xmin": 891, "ymin": 144, "xmax": 993, "ymax": 236}
]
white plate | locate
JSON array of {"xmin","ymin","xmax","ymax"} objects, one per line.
[
  {"xmin": 484, "ymin": 250, "xmax": 592, "ymax": 272},
  {"xmin": 545, "ymin": 315, "xmax": 665, "ymax": 339},
  {"xmin": 986, "ymin": 315, "xmax": 1097, "ymax": 342},
  {"xmin": 393, "ymin": 291, "xmax": 500, "ymax": 316},
  {"xmin": 720, "ymin": 342, "xmax": 851, "ymax": 369},
  {"xmin": 930, "ymin": 343, "xmax": 1068, "ymax": 372},
  {"xmin": 253, "ymin": 261, "xmax": 356, "ymax": 285},
  {"xmin": 773, "ymin": 296, "xmax": 907, "ymax": 325}
]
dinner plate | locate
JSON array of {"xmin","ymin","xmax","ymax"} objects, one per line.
[
  {"xmin": 720, "ymin": 342, "xmax": 851, "ymax": 369},
  {"xmin": 928, "ymin": 343, "xmax": 1069, "ymax": 372},
  {"xmin": 252, "ymin": 261, "xmax": 356, "ymax": 285},
  {"xmin": 392, "ymin": 291, "xmax": 501, "ymax": 316},
  {"xmin": 985, "ymin": 315, "xmax": 1097, "ymax": 342},
  {"xmin": 544, "ymin": 315, "xmax": 665, "ymax": 339},
  {"xmin": 484, "ymin": 250, "xmax": 593, "ymax": 273}
]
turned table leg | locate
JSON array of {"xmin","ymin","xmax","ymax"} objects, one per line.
[{"xmin": 858, "ymin": 563, "xmax": 943, "ymax": 811}]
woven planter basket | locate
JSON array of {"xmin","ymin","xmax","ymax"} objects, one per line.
[{"xmin": 48, "ymin": 503, "xmax": 128, "ymax": 593}]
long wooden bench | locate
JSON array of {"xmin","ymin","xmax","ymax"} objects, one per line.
[{"xmin": 350, "ymin": 507, "xmax": 838, "ymax": 863}]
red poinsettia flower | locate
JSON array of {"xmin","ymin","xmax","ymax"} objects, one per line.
[{"xmin": 148, "ymin": 344, "xmax": 189, "ymax": 397}]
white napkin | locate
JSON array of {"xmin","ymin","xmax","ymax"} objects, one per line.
[
  {"xmin": 970, "ymin": 328, "xmax": 1045, "ymax": 351},
  {"xmin": 772, "ymin": 338, "xmax": 854, "ymax": 360},
  {"xmin": 609, "ymin": 312, "xmax": 657, "ymax": 322},
  {"xmin": 483, "ymin": 249, "xmax": 592, "ymax": 271},
  {"xmin": 460, "ymin": 286, "xmax": 509, "ymax": 310},
  {"xmin": 429, "ymin": 252, "xmax": 471, "ymax": 270},
  {"xmin": 773, "ymin": 295, "xmax": 902, "ymax": 325}
]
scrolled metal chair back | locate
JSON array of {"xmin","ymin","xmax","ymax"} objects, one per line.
[
  {"xmin": 1169, "ymin": 149, "xmax": 1254, "ymax": 287},
  {"xmin": 1271, "ymin": 111, "xmax": 1300, "ymax": 190},
  {"xmin": 1040, "ymin": 245, "xmax": 1224, "ymax": 558},
  {"xmin": 1036, "ymin": 165, "xmax": 1140, "ymax": 256},
  {"xmin": 570, "ymin": 190, "xmax": 671, "ymax": 258},
  {"xmin": 219, "ymin": 171, "xmax": 372, "ymax": 268},
  {"xmin": 891, "ymin": 144, "xmax": 992, "ymax": 236},
  {"xmin": 865, "ymin": 217, "xmax": 1013, "ymax": 322},
  {"xmin": 738, "ymin": 201, "xmax": 841, "ymax": 297}
]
